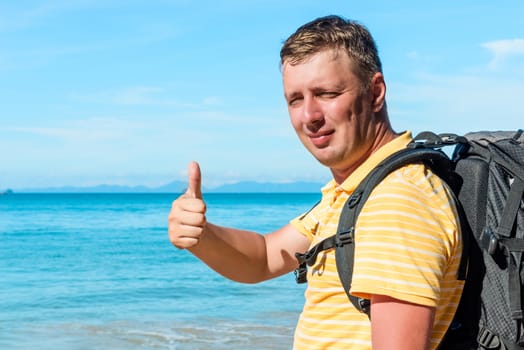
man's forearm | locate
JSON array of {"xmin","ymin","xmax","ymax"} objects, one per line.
[{"xmin": 189, "ymin": 223, "xmax": 270, "ymax": 283}]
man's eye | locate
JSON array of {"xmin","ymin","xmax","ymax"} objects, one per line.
[
  {"xmin": 320, "ymin": 92, "xmax": 339, "ymax": 98},
  {"xmin": 288, "ymin": 97, "xmax": 303, "ymax": 106}
]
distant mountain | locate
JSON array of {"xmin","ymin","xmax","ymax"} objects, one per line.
[
  {"xmin": 209, "ymin": 181, "xmax": 323, "ymax": 193},
  {"xmin": 17, "ymin": 180, "xmax": 188, "ymax": 194},
  {"xmin": 16, "ymin": 180, "xmax": 324, "ymax": 193},
  {"xmin": 153, "ymin": 181, "xmax": 192, "ymax": 193}
]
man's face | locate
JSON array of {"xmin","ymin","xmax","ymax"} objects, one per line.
[{"xmin": 282, "ymin": 49, "xmax": 378, "ymax": 176}]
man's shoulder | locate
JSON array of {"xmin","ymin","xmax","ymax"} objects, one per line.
[{"xmin": 367, "ymin": 163, "xmax": 454, "ymax": 210}]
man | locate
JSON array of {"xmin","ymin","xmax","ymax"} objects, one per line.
[{"xmin": 168, "ymin": 15, "xmax": 463, "ymax": 350}]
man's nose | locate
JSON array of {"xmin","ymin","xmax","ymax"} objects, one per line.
[{"xmin": 303, "ymin": 97, "xmax": 323, "ymax": 125}]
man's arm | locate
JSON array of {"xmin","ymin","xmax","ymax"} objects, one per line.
[
  {"xmin": 168, "ymin": 161, "xmax": 311, "ymax": 283},
  {"xmin": 370, "ymin": 294, "xmax": 435, "ymax": 350},
  {"xmin": 188, "ymin": 222, "xmax": 309, "ymax": 283}
]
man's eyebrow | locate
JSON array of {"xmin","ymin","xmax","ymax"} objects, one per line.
[
  {"xmin": 313, "ymin": 82, "xmax": 345, "ymax": 92},
  {"xmin": 285, "ymin": 91, "xmax": 301, "ymax": 100}
]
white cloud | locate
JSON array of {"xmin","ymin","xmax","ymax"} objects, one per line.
[
  {"xmin": 482, "ymin": 38, "xmax": 524, "ymax": 69},
  {"xmin": 406, "ymin": 51, "xmax": 419, "ymax": 60},
  {"xmin": 112, "ymin": 86, "xmax": 164, "ymax": 105},
  {"xmin": 0, "ymin": 1, "xmax": 103, "ymax": 32},
  {"xmin": 2, "ymin": 117, "xmax": 145, "ymax": 142},
  {"xmin": 69, "ymin": 86, "xmax": 197, "ymax": 108},
  {"xmin": 388, "ymin": 37, "xmax": 524, "ymax": 135},
  {"xmin": 389, "ymin": 71, "xmax": 523, "ymax": 135},
  {"xmin": 202, "ymin": 96, "xmax": 222, "ymax": 105}
]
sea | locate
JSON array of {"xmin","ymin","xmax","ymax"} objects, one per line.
[{"xmin": 0, "ymin": 193, "xmax": 320, "ymax": 350}]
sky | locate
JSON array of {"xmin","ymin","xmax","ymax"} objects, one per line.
[{"xmin": 1, "ymin": 1, "xmax": 523, "ymax": 190}]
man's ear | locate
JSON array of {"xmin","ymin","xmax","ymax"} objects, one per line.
[{"xmin": 370, "ymin": 72, "xmax": 386, "ymax": 112}]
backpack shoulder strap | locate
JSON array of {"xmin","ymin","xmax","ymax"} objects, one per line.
[
  {"xmin": 295, "ymin": 134, "xmax": 466, "ymax": 314},
  {"xmin": 336, "ymin": 145, "xmax": 457, "ymax": 314}
]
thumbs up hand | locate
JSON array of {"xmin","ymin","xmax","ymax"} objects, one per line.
[
  {"xmin": 168, "ymin": 161, "xmax": 207, "ymax": 249},
  {"xmin": 185, "ymin": 161, "xmax": 202, "ymax": 199}
]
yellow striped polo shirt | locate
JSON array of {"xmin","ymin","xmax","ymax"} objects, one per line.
[{"xmin": 290, "ymin": 131, "xmax": 464, "ymax": 350}]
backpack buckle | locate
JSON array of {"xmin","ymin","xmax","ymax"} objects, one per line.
[
  {"xmin": 294, "ymin": 261, "xmax": 308, "ymax": 284},
  {"xmin": 477, "ymin": 326, "xmax": 503, "ymax": 349},
  {"xmin": 346, "ymin": 193, "xmax": 362, "ymax": 208},
  {"xmin": 481, "ymin": 228, "xmax": 500, "ymax": 256},
  {"xmin": 337, "ymin": 228, "xmax": 354, "ymax": 246}
]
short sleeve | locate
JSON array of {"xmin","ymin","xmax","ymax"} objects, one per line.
[{"xmin": 349, "ymin": 164, "xmax": 460, "ymax": 307}]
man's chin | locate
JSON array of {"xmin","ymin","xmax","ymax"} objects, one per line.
[{"xmin": 312, "ymin": 154, "xmax": 337, "ymax": 168}]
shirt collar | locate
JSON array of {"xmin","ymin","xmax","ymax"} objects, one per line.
[{"xmin": 321, "ymin": 131, "xmax": 413, "ymax": 195}]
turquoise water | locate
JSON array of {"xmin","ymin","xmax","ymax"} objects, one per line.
[{"xmin": 0, "ymin": 193, "xmax": 318, "ymax": 349}]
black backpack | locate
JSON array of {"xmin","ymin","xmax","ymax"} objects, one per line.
[{"xmin": 295, "ymin": 130, "xmax": 524, "ymax": 350}]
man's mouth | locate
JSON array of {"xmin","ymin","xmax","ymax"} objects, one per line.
[{"xmin": 309, "ymin": 130, "xmax": 334, "ymax": 147}]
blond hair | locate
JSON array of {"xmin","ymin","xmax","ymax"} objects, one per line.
[{"xmin": 280, "ymin": 15, "xmax": 382, "ymax": 89}]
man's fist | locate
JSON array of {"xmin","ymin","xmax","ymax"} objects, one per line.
[{"xmin": 168, "ymin": 162, "xmax": 207, "ymax": 249}]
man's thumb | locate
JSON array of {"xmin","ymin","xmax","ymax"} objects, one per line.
[{"xmin": 186, "ymin": 161, "xmax": 202, "ymax": 199}]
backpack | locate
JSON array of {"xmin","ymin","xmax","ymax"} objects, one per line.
[{"xmin": 295, "ymin": 130, "xmax": 524, "ymax": 350}]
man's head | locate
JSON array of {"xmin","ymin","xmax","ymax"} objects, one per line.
[
  {"xmin": 280, "ymin": 15, "xmax": 382, "ymax": 91},
  {"xmin": 280, "ymin": 15, "xmax": 395, "ymax": 183}
]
